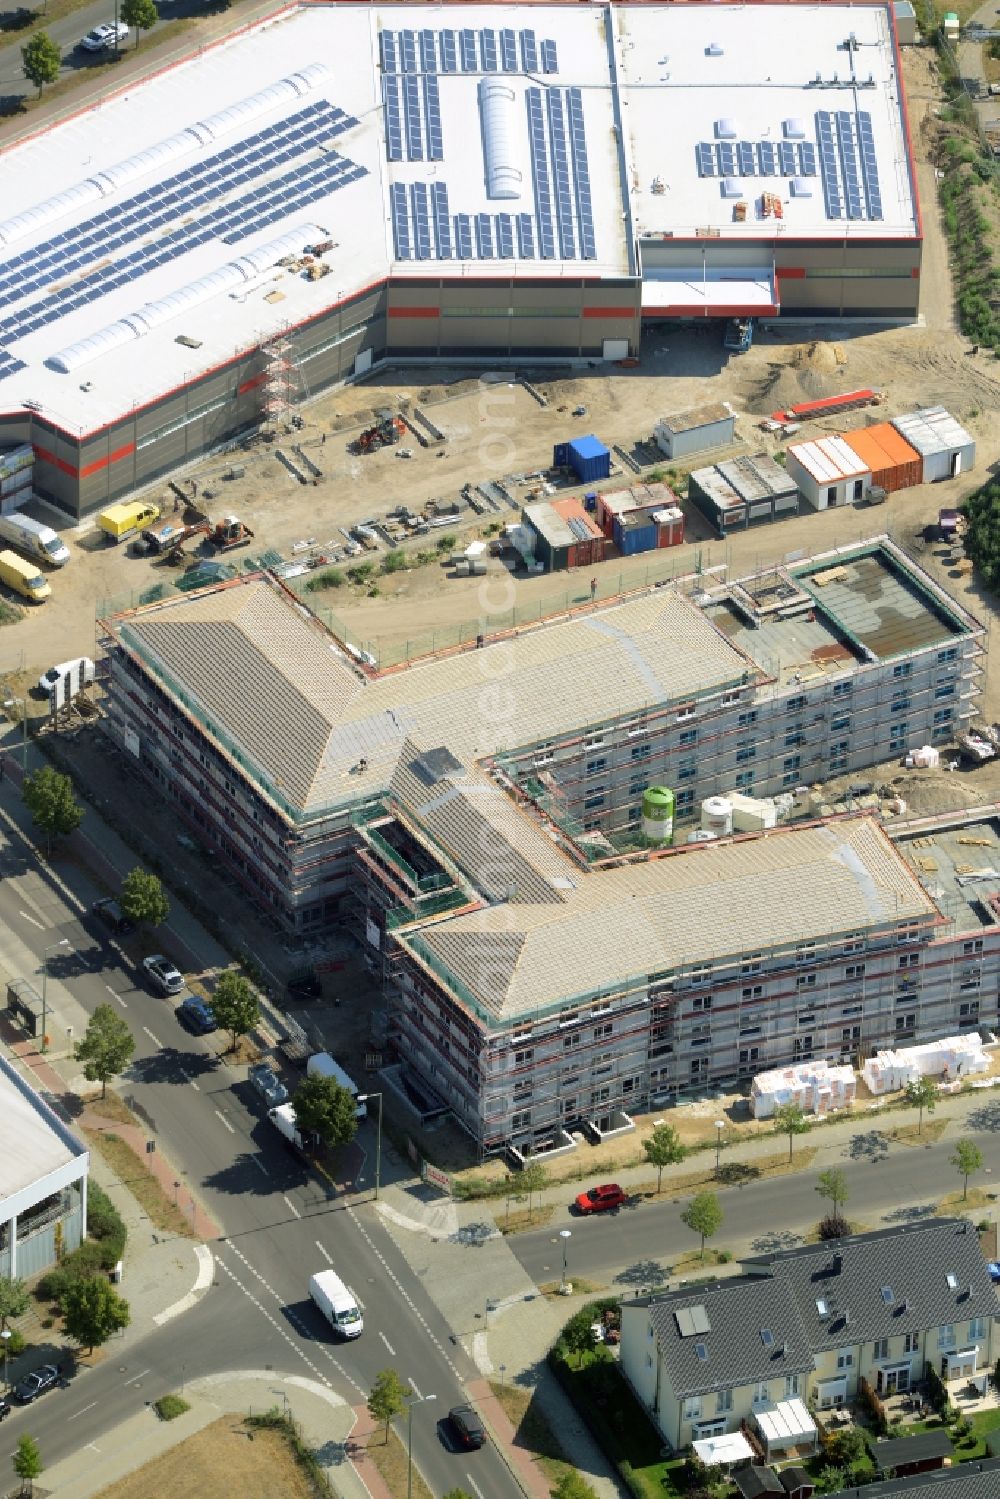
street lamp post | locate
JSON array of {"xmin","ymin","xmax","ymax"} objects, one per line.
[
  {"xmin": 41, "ymin": 938, "xmax": 70, "ymax": 1053},
  {"xmin": 714, "ymin": 1120, "xmax": 725, "ymax": 1176},
  {"xmin": 559, "ymin": 1228, "xmax": 572, "ymax": 1293},
  {"xmin": 1, "ymin": 1328, "xmax": 10, "ymax": 1392},
  {"xmin": 358, "ymin": 1091, "xmax": 383, "ymax": 1201},
  {"xmin": 405, "ymin": 1392, "xmax": 436, "ymax": 1499}
]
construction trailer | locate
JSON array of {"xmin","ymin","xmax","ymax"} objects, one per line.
[
  {"xmin": 654, "ymin": 403, "xmax": 735, "ymax": 462},
  {"xmin": 687, "ymin": 453, "xmax": 801, "ymax": 536}
]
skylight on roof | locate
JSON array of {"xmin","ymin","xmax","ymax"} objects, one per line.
[
  {"xmin": 760, "ymin": 1328, "xmax": 775, "ymax": 1348},
  {"xmin": 695, "ymin": 1342, "xmax": 708, "ymax": 1361},
  {"xmin": 816, "ymin": 1298, "xmax": 828, "ymax": 1317},
  {"xmin": 946, "ymin": 1272, "xmax": 958, "ymax": 1290},
  {"xmin": 881, "ymin": 1286, "xmax": 895, "ymax": 1306}
]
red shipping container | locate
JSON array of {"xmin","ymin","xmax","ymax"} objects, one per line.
[{"xmin": 841, "ymin": 423, "xmax": 922, "ymax": 492}]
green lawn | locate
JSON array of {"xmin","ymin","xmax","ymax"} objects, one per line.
[{"xmin": 551, "ymin": 1344, "xmax": 680, "ymax": 1499}]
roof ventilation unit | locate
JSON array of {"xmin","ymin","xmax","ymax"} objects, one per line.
[
  {"xmin": 721, "ymin": 178, "xmax": 741, "ymax": 198},
  {"xmin": 479, "ymin": 79, "xmax": 523, "ymax": 199},
  {"xmin": 715, "ymin": 117, "xmax": 737, "ymax": 138},
  {"xmin": 706, "ymin": 42, "xmax": 724, "ymax": 56},
  {"xmin": 790, "ymin": 178, "xmax": 812, "ymax": 197},
  {"xmin": 783, "ymin": 117, "xmax": 806, "ymax": 139}
]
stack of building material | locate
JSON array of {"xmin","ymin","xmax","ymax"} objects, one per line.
[
  {"xmin": 750, "ymin": 1060, "xmax": 857, "ymax": 1119},
  {"xmin": 862, "ymin": 1034, "xmax": 989, "ymax": 1094}
]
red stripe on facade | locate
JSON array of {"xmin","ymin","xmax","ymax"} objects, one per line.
[
  {"xmin": 33, "ymin": 445, "xmax": 79, "ymax": 479},
  {"xmin": 79, "ymin": 442, "xmax": 136, "ymax": 480},
  {"xmin": 582, "ymin": 306, "xmax": 633, "ymax": 318},
  {"xmin": 238, "ymin": 372, "xmax": 269, "ymax": 395},
  {"xmin": 911, "ymin": 267, "xmax": 920, "ymax": 278},
  {"xmin": 387, "ymin": 306, "xmax": 440, "ymax": 318},
  {"xmin": 776, "ymin": 267, "xmax": 806, "ymax": 279}
]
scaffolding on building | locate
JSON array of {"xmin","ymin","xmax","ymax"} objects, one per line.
[{"xmin": 259, "ymin": 328, "xmax": 309, "ymax": 441}]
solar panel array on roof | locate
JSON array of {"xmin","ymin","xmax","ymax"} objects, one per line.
[
  {"xmin": 717, "ymin": 141, "xmax": 736, "ymax": 176},
  {"xmin": 380, "ymin": 30, "xmax": 397, "ymax": 74},
  {"xmin": 480, "ymin": 29, "xmax": 498, "ymax": 72},
  {"xmin": 540, "ymin": 38, "xmax": 558, "ymax": 73},
  {"xmin": 400, "ymin": 29, "xmax": 417, "ymax": 73},
  {"xmin": 454, "ymin": 212, "xmax": 473, "ymax": 259},
  {"xmin": 546, "ymin": 89, "xmax": 575, "ymax": 258},
  {"xmin": 390, "ymin": 181, "xmax": 411, "ymax": 259},
  {"xmin": 500, "ymin": 28, "xmax": 518, "ymax": 71},
  {"xmin": 758, "ymin": 141, "xmax": 775, "ymax": 176},
  {"xmin": 520, "ymin": 29, "xmax": 538, "ymax": 72},
  {"xmin": 798, "ymin": 142, "xmax": 817, "ymax": 177},
  {"xmin": 778, "ymin": 141, "xmax": 797, "ymax": 175},
  {"xmin": 419, "ymin": 29, "xmax": 437, "ymax": 73},
  {"xmin": 856, "ymin": 111, "xmax": 883, "ymax": 220},
  {"xmin": 816, "ymin": 112, "xmax": 842, "ymax": 219},
  {"xmin": 383, "ymin": 76, "xmax": 403, "ymax": 161},
  {"xmin": 439, "ymin": 29, "xmax": 457, "ymax": 73},
  {"xmin": 0, "ymin": 102, "xmax": 365, "ymax": 341},
  {"xmin": 566, "ymin": 88, "xmax": 595, "ymax": 258},
  {"xmin": 496, "ymin": 212, "xmax": 514, "ymax": 257},
  {"xmin": 696, "ymin": 143, "xmax": 717, "ymax": 178},
  {"xmin": 0, "ymin": 354, "xmax": 25, "ymax": 384},
  {"xmin": 431, "ymin": 182, "xmax": 451, "ymax": 258},
  {"xmin": 836, "ymin": 111, "xmax": 863, "ymax": 219},
  {"xmin": 517, "ymin": 213, "xmax": 534, "ymax": 257},
  {"xmin": 460, "ymin": 28, "xmax": 476, "ymax": 70},
  {"xmin": 737, "ymin": 141, "xmax": 755, "ymax": 176},
  {"xmin": 411, "ymin": 181, "xmax": 432, "ymax": 258},
  {"xmin": 525, "ymin": 87, "xmax": 595, "ymax": 262},
  {"xmin": 424, "ymin": 75, "xmax": 443, "ymax": 160},
  {"xmin": 475, "ymin": 212, "xmax": 493, "ymax": 258},
  {"xmin": 403, "ymin": 74, "xmax": 423, "ymax": 159},
  {"xmin": 527, "ymin": 87, "xmax": 555, "ymax": 258}
]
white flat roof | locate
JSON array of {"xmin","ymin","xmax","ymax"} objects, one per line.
[
  {"xmin": 0, "ymin": 3, "xmax": 915, "ymax": 433},
  {"xmin": 788, "ymin": 434, "xmax": 870, "ymax": 483},
  {"xmin": 0, "ymin": 1058, "xmax": 85, "ymax": 1205},
  {"xmin": 619, "ymin": 3, "xmax": 916, "ymax": 242}
]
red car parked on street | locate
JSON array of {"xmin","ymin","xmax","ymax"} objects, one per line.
[{"xmin": 574, "ymin": 1183, "xmax": 627, "ymax": 1215}]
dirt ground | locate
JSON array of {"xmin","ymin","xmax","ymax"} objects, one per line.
[
  {"xmin": 93, "ymin": 1414, "xmax": 316, "ymax": 1499},
  {"xmin": 4, "ymin": 52, "xmax": 1000, "ymax": 757}
]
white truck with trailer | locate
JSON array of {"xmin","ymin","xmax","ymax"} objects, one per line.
[
  {"xmin": 309, "ymin": 1269, "xmax": 363, "ymax": 1339},
  {"xmin": 268, "ymin": 1102, "xmax": 308, "ymax": 1152}
]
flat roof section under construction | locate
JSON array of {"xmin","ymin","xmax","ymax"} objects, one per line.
[
  {"xmin": 893, "ymin": 816, "xmax": 1000, "ymax": 935},
  {"xmin": 794, "ymin": 550, "xmax": 969, "ymax": 661}
]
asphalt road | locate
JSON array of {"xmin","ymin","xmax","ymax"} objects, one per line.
[
  {"xmin": 0, "ymin": 818, "xmax": 519, "ymax": 1499},
  {"xmin": 0, "ymin": 0, "xmax": 228, "ymax": 115},
  {"xmin": 508, "ymin": 1132, "xmax": 1000, "ymax": 1292}
]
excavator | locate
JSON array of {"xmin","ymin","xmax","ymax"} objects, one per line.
[{"xmin": 351, "ymin": 415, "xmax": 406, "ymax": 454}]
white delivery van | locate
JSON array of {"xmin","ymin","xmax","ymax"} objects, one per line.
[
  {"xmin": 306, "ymin": 1052, "xmax": 367, "ymax": 1119},
  {"xmin": 268, "ymin": 1102, "xmax": 307, "ymax": 1153},
  {"xmin": 309, "ymin": 1269, "xmax": 363, "ymax": 1339},
  {"xmin": 0, "ymin": 512, "xmax": 69, "ymax": 567}
]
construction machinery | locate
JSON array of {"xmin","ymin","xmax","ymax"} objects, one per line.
[
  {"xmin": 723, "ymin": 317, "xmax": 755, "ymax": 354},
  {"xmin": 207, "ymin": 516, "xmax": 254, "ymax": 551},
  {"xmin": 351, "ymin": 415, "xmax": 406, "ymax": 454}
]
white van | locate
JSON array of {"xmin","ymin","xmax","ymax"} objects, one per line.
[
  {"xmin": 0, "ymin": 512, "xmax": 69, "ymax": 567},
  {"xmin": 306, "ymin": 1052, "xmax": 366, "ymax": 1119},
  {"xmin": 309, "ymin": 1269, "xmax": 363, "ymax": 1339}
]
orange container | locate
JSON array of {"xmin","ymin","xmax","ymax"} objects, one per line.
[{"xmin": 841, "ymin": 423, "xmax": 922, "ymax": 492}]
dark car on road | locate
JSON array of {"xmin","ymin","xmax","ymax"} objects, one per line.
[
  {"xmin": 14, "ymin": 1364, "xmax": 60, "ymax": 1404},
  {"xmin": 448, "ymin": 1405, "xmax": 486, "ymax": 1450},
  {"xmin": 574, "ymin": 1183, "xmax": 627, "ymax": 1215},
  {"xmin": 177, "ymin": 997, "xmax": 216, "ymax": 1035},
  {"xmin": 91, "ymin": 897, "xmax": 134, "ymax": 936},
  {"xmin": 0, "ymin": 1396, "xmax": 10, "ymax": 1420}
]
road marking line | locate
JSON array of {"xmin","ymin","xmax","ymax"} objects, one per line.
[
  {"xmin": 214, "ymin": 1109, "xmax": 236, "ymax": 1135},
  {"xmin": 378, "ymin": 1331, "xmax": 396, "ymax": 1355},
  {"xmin": 153, "ymin": 1246, "xmax": 214, "ymax": 1327},
  {"xmin": 466, "ymin": 1476, "xmax": 485, "ymax": 1499},
  {"xmin": 409, "ymin": 1379, "xmax": 423, "ymax": 1399},
  {"xmin": 315, "ymin": 1241, "xmax": 333, "ymax": 1264},
  {"xmin": 68, "ymin": 1400, "xmax": 99, "ymax": 1420},
  {"xmin": 178, "ymin": 1069, "xmax": 199, "ymax": 1091},
  {"xmin": 283, "ymin": 1194, "xmax": 301, "ymax": 1219},
  {"xmin": 251, "ymin": 1155, "xmax": 269, "ymax": 1175},
  {"xmin": 141, "ymin": 1026, "xmax": 162, "ymax": 1049},
  {"xmin": 123, "ymin": 1369, "xmax": 151, "ymax": 1387},
  {"xmin": 105, "ymin": 984, "xmax": 127, "ymax": 1009},
  {"xmin": 18, "ymin": 909, "xmax": 44, "ymax": 930}
]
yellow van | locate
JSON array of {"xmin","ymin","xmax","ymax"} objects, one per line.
[
  {"xmin": 0, "ymin": 549, "xmax": 51, "ymax": 603},
  {"xmin": 97, "ymin": 502, "xmax": 160, "ymax": 544}
]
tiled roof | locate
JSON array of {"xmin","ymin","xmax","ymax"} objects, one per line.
[
  {"xmin": 405, "ymin": 818, "xmax": 935, "ymax": 1020},
  {"xmin": 746, "ymin": 1219, "xmax": 998, "ymax": 1352},
  {"xmin": 874, "ymin": 1431, "xmax": 955, "ymax": 1469},
  {"xmin": 644, "ymin": 1276, "xmax": 814, "ymax": 1399},
  {"xmin": 826, "ymin": 1455, "xmax": 1000, "ymax": 1498}
]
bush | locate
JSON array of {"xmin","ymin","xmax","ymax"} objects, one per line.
[
  {"xmin": 924, "ymin": 1361, "xmax": 948, "ymax": 1416},
  {"xmin": 817, "ymin": 1214, "xmax": 850, "ymax": 1241},
  {"xmin": 5, "ymin": 1329, "xmax": 25, "ymax": 1357},
  {"xmin": 346, "ymin": 562, "xmax": 376, "ymax": 585},
  {"xmin": 304, "ymin": 568, "xmax": 344, "ymax": 592},
  {"xmin": 154, "ymin": 1394, "xmax": 190, "ymax": 1421},
  {"xmin": 87, "ymin": 1183, "xmax": 127, "ymax": 1265},
  {"xmin": 36, "ymin": 1241, "xmax": 107, "ymax": 1302},
  {"xmin": 381, "ymin": 550, "xmax": 408, "ymax": 574}
]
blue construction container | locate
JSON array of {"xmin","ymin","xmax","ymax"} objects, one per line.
[
  {"xmin": 567, "ymin": 435, "xmax": 611, "ymax": 482},
  {"xmin": 614, "ymin": 512, "xmax": 657, "ymax": 556}
]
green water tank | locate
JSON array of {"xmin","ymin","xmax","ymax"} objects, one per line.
[{"xmin": 642, "ymin": 786, "xmax": 675, "ymax": 845}]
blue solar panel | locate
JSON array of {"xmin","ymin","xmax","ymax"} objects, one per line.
[
  {"xmin": 495, "ymin": 213, "xmax": 514, "ymax": 257},
  {"xmin": 516, "ymin": 214, "xmax": 534, "ymax": 258},
  {"xmin": 454, "ymin": 213, "xmax": 473, "ymax": 259},
  {"xmin": 526, "ymin": 88, "xmax": 556, "ymax": 258},
  {"xmin": 420, "ymin": 29, "xmax": 437, "ymax": 72},
  {"xmin": 816, "ymin": 112, "xmax": 842, "ymax": 219},
  {"xmin": 737, "ymin": 142, "xmax": 755, "ymax": 177},
  {"xmin": 500, "ymin": 28, "xmax": 518, "ymax": 71},
  {"xmin": 540, "ymin": 38, "xmax": 557, "ymax": 74},
  {"xmin": 520, "ymin": 29, "xmax": 538, "ymax": 72},
  {"xmin": 431, "ymin": 182, "xmax": 451, "ymax": 258},
  {"xmin": 411, "ymin": 182, "xmax": 432, "ymax": 259},
  {"xmin": 475, "ymin": 212, "xmax": 493, "ymax": 258},
  {"xmin": 836, "ymin": 111, "xmax": 863, "ymax": 219},
  {"xmin": 403, "ymin": 74, "xmax": 423, "ymax": 159},
  {"xmin": 778, "ymin": 141, "xmax": 797, "ymax": 175},
  {"xmin": 400, "ymin": 29, "xmax": 417, "ymax": 72},
  {"xmin": 460, "ymin": 28, "xmax": 477, "ymax": 70},
  {"xmin": 717, "ymin": 142, "xmax": 736, "ymax": 176},
  {"xmin": 546, "ymin": 89, "xmax": 575, "ymax": 259},
  {"xmin": 856, "ymin": 111, "xmax": 882, "ymax": 221},
  {"xmin": 391, "ymin": 182, "xmax": 411, "ymax": 259},
  {"xmin": 480, "ymin": 29, "xmax": 497, "ymax": 71},
  {"xmin": 696, "ymin": 142, "xmax": 717, "ymax": 177},
  {"xmin": 439, "ymin": 29, "xmax": 457, "ymax": 72},
  {"xmin": 424, "ymin": 75, "xmax": 443, "ymax": 161},
  {"xmin": 798, "ymin": 142, "xmax": 817, "ymax": 177},
  {"xmin": 561, "ymin": 88, "xmax": 593, "ymax": 259}
]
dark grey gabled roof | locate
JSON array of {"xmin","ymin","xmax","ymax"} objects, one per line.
[
  {"xmin": 874, "ymin": 1430, "xmax": 955, "ymax": 1469},
  {"xmin": 825, "ymin": 1455, "xmax": 1000, "ymax": 1498},
  {"xmin": 744, "ymin": 1219, "xmax": 998, "ymax": 1352},
  {"xmin": 645, "ymin": 1275, "xmax": 813, "ymax": 1399}
]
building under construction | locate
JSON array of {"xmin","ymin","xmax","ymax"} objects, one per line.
[{"xmin": 99, "ymin": 537, "xmax": 998, "ymax": 1154}]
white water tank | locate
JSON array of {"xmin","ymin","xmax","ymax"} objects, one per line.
[
  {"xmin": 686, "ymin": 829, "xmax": 718, "ymax": 845},
  {"xmin": 701, "ymin": 796, "xmax": 733, "ymax": 835}
]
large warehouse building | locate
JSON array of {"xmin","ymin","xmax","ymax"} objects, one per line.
[{"xmin": 0, "ymin": 1, "xmax": 920, "ymax": 517}]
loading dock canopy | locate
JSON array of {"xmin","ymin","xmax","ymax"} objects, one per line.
[{"xmin": 642, "ymin": 275, "xmax": 777, "ymax": 316}]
